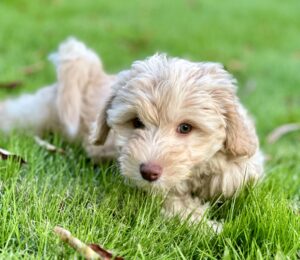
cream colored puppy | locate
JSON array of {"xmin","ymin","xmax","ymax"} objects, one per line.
[{"xmin": 0, "ymin": 39, "xmax": 263, "ymax": 231}]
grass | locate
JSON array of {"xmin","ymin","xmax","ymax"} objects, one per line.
[{"xmin": 0, "ymin": 0, "xmax": 300, "ymax": 258}]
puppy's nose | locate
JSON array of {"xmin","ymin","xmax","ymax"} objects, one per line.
[{"xmin": 140, "ymin": 163, "xmax": 162, "ymax": 182}]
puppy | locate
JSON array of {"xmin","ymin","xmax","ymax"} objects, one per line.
[{"xmin": 0, "ymin": 38, "xmax": 264, "ymax": 231}]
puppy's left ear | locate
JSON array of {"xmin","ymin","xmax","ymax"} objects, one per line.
[{"xmin": 212, "ymin": 88, "xmax": 258, "ymax": 158}]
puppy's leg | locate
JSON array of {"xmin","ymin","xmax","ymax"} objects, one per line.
[
  {"xmin": 0, "ymin": 85, "xmax": 58, "ymax": 134},
  {"xmin": 84, "ymin": 132, "xmax": 117, "ymax": 162},
  {"xmin": 85, "ymin": 144, "xmax": 117, "ymax": 162},
  {"xmin": 162, "ymin": 194, "xmax": 222, "ymax": 233}
]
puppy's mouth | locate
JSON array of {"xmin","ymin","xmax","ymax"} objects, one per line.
[
  {"xmin": 120, "ymin": 157, "xmax": 191, "ymax": 192},
  {"xmin": 129, "ymin": 173, "xmax": 182, "ymax": 195},
  {"xmin": 123, "ymin": 163, "xmax": 169, "ymax": 192}
]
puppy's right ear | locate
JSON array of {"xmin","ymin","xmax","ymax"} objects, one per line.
[
  {"xmin": 90, "ymin": 94, "xmax": 114, "ymax": 145},
  {"xmin": 211, "ymin": 88, "xmax": 258, "ymax": 158}
]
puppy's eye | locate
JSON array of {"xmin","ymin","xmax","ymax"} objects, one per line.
[
  {"xmin": 132, "ymin": 117, "xmax": 145, "ymax": 129},
  {"xmin": 177, "ymin": 123, "xmax": 192, "ymax": 134}
]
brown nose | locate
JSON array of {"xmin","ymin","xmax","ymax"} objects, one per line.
[{"xmin": 140, "ymin": 163, "xmax": 162, "ymax": 182}]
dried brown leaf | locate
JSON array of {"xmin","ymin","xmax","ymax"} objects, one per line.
[
  {"xmin": 226, "ymin": 59, "xmax": 246, "ymax": 72},
  {"xmin": 22, "ymin": 62, "xmax": 45, "ymax": 75},
  {"xmin": 0, "ymin": 148, "xmax": 26, "ymax": 164},
  {"xmin": 244, "ymin": 79, "xmax": 257, "ymax": 94},
  {"xmin": 89, "ymin": 244, "xmax": 124, "ymax": 260},
  {"xmin": 0, "ymin": 81, "xmax": 23, "ymax": 89},
  {"xmin": 267, "ymin": 123, "xmax": 300, "ymax": 144},
  {"xmin": 34, "ymin": 136, "xmax": 65, "ymax": 154},
  {"xmin": 292, "ymin": 51, "xmax": 300, "ymax": 60}
]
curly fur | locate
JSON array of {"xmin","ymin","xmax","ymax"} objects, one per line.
[{"xmin": 0, "ymin": 38, "xmax": 264, "ymax": 232}]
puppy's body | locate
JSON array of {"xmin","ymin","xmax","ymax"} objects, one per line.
[{"xmin": 0, "ymin": 39, "xmax": 263, "ymax": 231}]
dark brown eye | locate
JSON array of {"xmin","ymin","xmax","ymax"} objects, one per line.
[
  {"xmin": 132, "ymin": 117, "xmax": 145, "ymax": 129},
  {"xmin": 177, "ymin": 123, "xmax": 192, "ymax": 134}
]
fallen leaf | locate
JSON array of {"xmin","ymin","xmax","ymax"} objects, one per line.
[
  {"xmin": 226, "ymin": 59, "xmax": 246, "ymax": 72},
  {"xmin": 264, "ymin": 154, "xmax": 272, "ymax": 162},
  {"xmin": 267, "ymin": 123, "xmax": 300, "ymax": 144},
  {"xmin": 185, "ymin": 0, "xmax": 198, "ymax": 8},
  {"xmin": 22, "ymin": 62, "xmax": 44, "ymax": 75},
  {"xmin": 244, "ymin": 79, "xmax": 257, "ymax": 94},
  {"xmin": 89, "ymin": 244, "xmax": 124, "ymax": 260},
  {"xmin": 34, "ymin": 136, "xmax": 65, "ymax": 154},
  {"xmin": 292, "ymin": 51, "xmax": 300, "ymax": 60},
  {"xmin": 0, "ymin": 81, "xmax": 23, "ymax": 89},
  {"xmin": 54, "ymin": 226, "xmax": 124, "ymax": 260},
  {"xmin": 0, "ymin": 148, "xmax": 26, "ymax": 164},
  {"xmin": 0, "ymin": 62, "xmax": 44, "ymax": 90}
]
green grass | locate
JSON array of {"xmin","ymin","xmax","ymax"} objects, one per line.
[{"xmin": 0, "ymin": 0, "xmax": 300, "ymax": 258}]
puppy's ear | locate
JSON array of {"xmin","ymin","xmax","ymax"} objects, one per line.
[
  {"xmin": 90, "ymin": 94, "xmax": 115, "ymax": 145},
  {"xmin": 212, "ymin": 89, "xmax": 258, "ymax": 158}
]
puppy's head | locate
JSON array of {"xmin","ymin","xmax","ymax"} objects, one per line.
[{"xmin": 91, "ymin": 54, "xmax": 258, "ymax": 192}]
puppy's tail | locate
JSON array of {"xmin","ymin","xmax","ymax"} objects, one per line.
[
  {"xmin": 49, "ymin": 37, "xmax": 104, "ymax": 138},
  {"xmin": 0, "ymin": 38, "xmax": 104, "ymax": 137}
]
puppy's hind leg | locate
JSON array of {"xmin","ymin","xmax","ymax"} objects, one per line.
[
  {"xmin": 0, "ymin": 37, "xmax": 106, "ymax": 138},
  {"xmin": 0, "ymin": 85, "xmax": 58, "ymax": 134}
]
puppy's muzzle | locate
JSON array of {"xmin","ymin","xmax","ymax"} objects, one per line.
[{"xmin": 140, "ymin": 163, "xmax": 162, "ymax": 182}]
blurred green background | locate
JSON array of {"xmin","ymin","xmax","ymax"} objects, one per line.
[
  {"xmin": 1, "ymin": 0, "xmax": 300, "ymax": 138},
  {"xmin": 0, "ymin": 0, "xmax": 299, "ymax": 258}
]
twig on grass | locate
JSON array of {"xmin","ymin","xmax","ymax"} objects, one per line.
[
  {"xmin": 34, "ymin": 136, "xmax": 65, "ymax": 154},
  {"xmin": 54, "ymin": 226, "xmax": 124, "ymax": 260},
  {"xmin": 267, "ymin": 123, "xmax": 300, "ymax": 144}
]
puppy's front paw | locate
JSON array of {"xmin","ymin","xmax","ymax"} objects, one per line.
[
  {"xmin": 188, "ymin": 213, "xmax": 223, "ymax": 234},
  {"xmin": 161, "ymin": 200, "xmax": 223, "ymax": 233},
  {"xmin": 207, "ymin": 220, "xmax": 223, "ymax": 234}
]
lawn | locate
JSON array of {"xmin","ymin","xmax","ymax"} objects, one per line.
[{"xmin": 0, "ymin": 0, "xmax": 300, "ymax": 258}]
